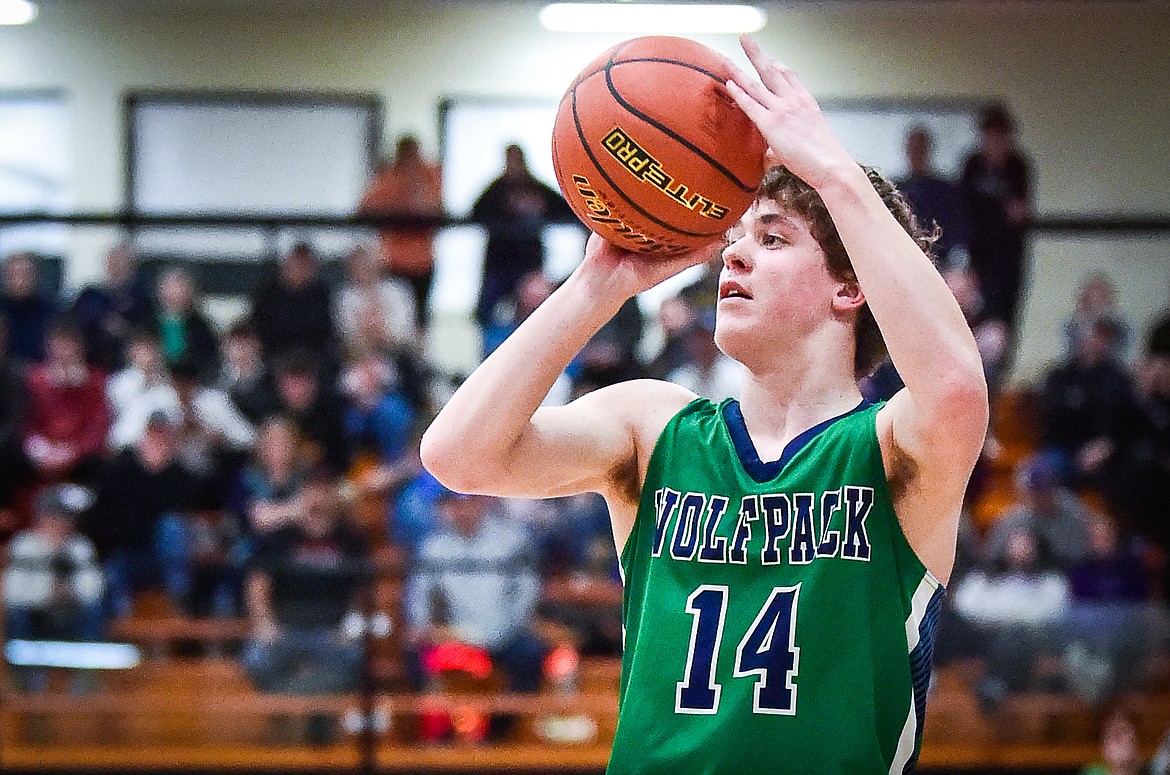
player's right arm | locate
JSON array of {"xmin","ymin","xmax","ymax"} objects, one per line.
[{"xmin": 421, "ymin": 234, "xmax": 708, "ymax": 540}]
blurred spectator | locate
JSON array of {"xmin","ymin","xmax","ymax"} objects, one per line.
[
  {"xmin": 483, "ymin": 270, "xmax": 551, "ymax": 357},
  {"xmin": 1064, "ymin": 514, "xmax": 1154, "ymax": 703},
  {"xmin": 1080, "ymin": 709, "xmax": 1149, "ymax": 775},
  {"xmin": 406, "ymin": 491, "xmax": 546, "ymax": 698},
  {"xmin": 84, "ymin": 412, "xmax": 200, "ymax": 617},
  {"xmin": 217, "ymin": 321, "xmax": 278, "ymax": 426},
  {"xmin": 332, "ymin": 243, "xmax": 417, "ymax": 355},
  {"xmin": 0, "ymin": 317, "xmax": 29, "ymax": 533},
  {"xmin": 23, "ymin": 322, "xmax": 109, "ymax": 486},
  {"xmin": 270, "ymin": 349, "xmax": 352, "ymax": 477},
  {"xmin": 896, "ymin": 126, "xmax": 966, "ymax": 267},
  {"xmin": 944, "ymin": 265, "xmax": 1010, "ymax": 391},
  {"xmin": 648, "ymin": 295, "xmax": 699, "ymax": 380},
  {"xmin": 106, "ymin": 331, "xmax": 173, "ymax": 449},
  {"xmin": 69, "ymin": 243, "xmax": 154, "ymax": 371},
  {"xmin": 186, "ymin": 507, "xmax": 245, "ymax": 619},
  {"xmin": 960, "ymin": 105, "xmax": 1033, "ymax": 331},
  {"xmin": 952, "ymin": 528, "xmax": 1069, "ymax": 709},
  {"xmin": 1039, "ymin": 318, "xmax": 1136, "ymax": 485},
  {"xmin": 983, "ymin": 453, "xmax": 1093, "ymax": 570},
  {"xmin": 241, "ymin": 475, "xmax": 369, "ymax": 699},
  {"xmin": 1104, "ymin": 354, "xmax": 1170, "ymax": 554},
  {"xmin": 342, "ymin": 351, "xmax": 416, "ymax": 464},
  {"xmin": 233, "ymin": 416, "xmax": 311, "ymax": 536},
  {"xmin": 3, "ymin": 484, "xmax": 104, "ymax": 693},
  {"xmin": 109, "ymin": 355, "xmax": 254, "ymax": 491},
  {"xmin": 1066, "ymin": 271, "xmax": 1131, "ymax": 362},
  {"xmin": 391, "ymin": 468, "xmax": 447, "ymax": 556},
  {"xmin": 357, "ymin": 135, "xmax": 443, "ymax": 325},
  {"xmin": 250, "ymin": 242, "xmax": 338, "ymax": 367},
  {"xmin": 470, "ymin": 144, "xmax": 575, "ymax": 327},
  {"xmin": 572, "ymin": 296, "xmax": 647, "ymax": 396},
  {"xmin": 153, "ymin": 267, "xmax": 219, "ymax": 382},
  {"xmin": 0, "ymin": 251, "xmax": 57, "ymax": 365},
  {"xmin": 666, "ymin": 316, "xmax": 743, "ymax": 401}
]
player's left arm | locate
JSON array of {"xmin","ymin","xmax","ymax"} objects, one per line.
[{"xmin": 728, "ymin": 36, "xmax": 989, "ymax": 584}]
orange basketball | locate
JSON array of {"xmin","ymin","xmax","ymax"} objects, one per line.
[{"xmin": 552, "ymin": 36, "xmax": 769, "ymax": 257}]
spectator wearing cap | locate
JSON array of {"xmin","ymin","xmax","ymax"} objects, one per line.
[
  {"xmin": 983, "ymin": 453, "xmax": 1095, "ymax": 572},
  {"xmin": 405, "ymin": 491, "xmax": 547, "ymax": 698},
  {"xmin": 84, "ymin": 411, "xmax": 202, "ymax": 617},
  {"xmin": 3, "ymin": 484, "xmax": 105, "ymax": 692}
]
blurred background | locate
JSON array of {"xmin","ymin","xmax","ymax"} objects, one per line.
[{"xmin": 1, "ymin": 1, "xmax": 1169, "ymax": 773}]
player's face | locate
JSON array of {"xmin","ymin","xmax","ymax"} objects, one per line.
[{"xmin": 714, "ymin": 198, "xmax": 839, "ymax": 364}]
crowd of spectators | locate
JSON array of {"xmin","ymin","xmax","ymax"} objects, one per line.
[{"xmin": 1, "ymin": 119, "xmax": 1169, "ymax": 746}]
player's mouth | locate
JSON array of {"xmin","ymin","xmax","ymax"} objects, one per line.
[{"xmin": 719, "ymin": 280, "xmax": 752, "ymax": 301}]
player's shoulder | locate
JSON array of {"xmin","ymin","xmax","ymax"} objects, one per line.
[
  {"xmin": 588, "ymin": 378, "xmax": 698, "ymax": 423},
  {"xmin": 572, "ymin": 378, "xmax": 698, "ymax": 456}
]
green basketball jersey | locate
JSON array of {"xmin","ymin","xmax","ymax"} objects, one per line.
[{"xmin": 608, "ymin": 398, "xmax": 945, "ymax": 775}]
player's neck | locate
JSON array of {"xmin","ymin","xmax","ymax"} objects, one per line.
[{"xmin": 736, "ymin": 342, "xmax": 862, "ymax": 462}]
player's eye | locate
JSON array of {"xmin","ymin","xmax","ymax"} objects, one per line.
[{"xmin": 760, "ymin": 232, "xmax": 787, "ymax": 247}]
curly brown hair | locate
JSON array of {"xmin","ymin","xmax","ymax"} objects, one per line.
[{"xmin": 758, "ymin": 165, "xmax": 938, "ymax": 378}]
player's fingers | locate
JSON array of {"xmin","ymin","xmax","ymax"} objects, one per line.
[
  {"xmin": 725, "ymin": 59, "xmax": 780, "ymax": 109},
  {"xmin": 739, "ymin": 34, "xmax": 798, "ymax": 94},
  {"xmin": 724, "ymin": 78, "xmax": 771, "ymax": 128}
]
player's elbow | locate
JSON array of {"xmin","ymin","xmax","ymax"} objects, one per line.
[
  {"xmin": 937, "ymin": 364, "xmax": 991, "ymax": 434},
  {"xmin": 419, "ymin": 425, "xmax": 491, "ymax": 493}
]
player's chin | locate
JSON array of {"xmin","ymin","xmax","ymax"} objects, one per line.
[{"xmin": 712, "ymin": 313, "xmax": 753, "ymax": 359}]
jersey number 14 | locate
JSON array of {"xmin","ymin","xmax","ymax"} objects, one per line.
[{"xmin": 676, "ymin": 584, "xmax": 801, "ymax": 715}]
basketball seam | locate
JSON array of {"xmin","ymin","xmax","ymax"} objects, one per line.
[
  {"xmin": 604, "ymin": 60, "xmax": 759, "ymax": 193},
  {"xmin": 570, "ymin": 74, "xmax": 715, "ymax": 241}
]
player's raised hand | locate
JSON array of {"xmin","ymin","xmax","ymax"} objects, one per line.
[
  {"xmin": 724, "ymin": 35, "xmax": 854, "ymax": 190},
  {"xmin": 577, "ymin": 232, "xmax": 718, "ymax": 301}
]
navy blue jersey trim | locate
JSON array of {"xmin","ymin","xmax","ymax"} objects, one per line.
[
  {"xmin": 905, "ymin": 584, "xmax": 946, "ymax": 774},
  {"xmin": 722, "ymin": 399, "xmax": 873, "ymax": 483}
]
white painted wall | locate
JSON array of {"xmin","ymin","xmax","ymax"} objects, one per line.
[{"xmin": 1, "ymin": 0, "xmax": 1168, "ymax": 380}]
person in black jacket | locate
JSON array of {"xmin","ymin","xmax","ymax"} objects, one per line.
[
  {"xmin": 960, "ymin": 105, "xmax": 1033, "ymax": 333},
  {"xmin": 250, "ymin": 242, "xmax": 338, "ymax": 369},
  {"xmin": 470, "ymin": 145, "xmax": 576, "ymax": 327},
  {"xmin": 83, "ymin": 412, "xmax": 202, "ymax": 617}
]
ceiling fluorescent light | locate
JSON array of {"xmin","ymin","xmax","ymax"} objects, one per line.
[
  {"xmin": 0, "ymin": 0, "xmax": 37, "ymax": 25},
  {"xmin": 540, "ymin": 3, "xmax": 766, "ymax": 34}
]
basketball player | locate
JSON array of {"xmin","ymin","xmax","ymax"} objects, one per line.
[{"xmin": 421, "ymin": 36, "xmax": 988, "ymax": 773}]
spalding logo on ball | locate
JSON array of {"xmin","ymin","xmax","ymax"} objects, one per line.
[{"xmin": 552, "ymin": 36, "xmax": 769, "ymax": 256}]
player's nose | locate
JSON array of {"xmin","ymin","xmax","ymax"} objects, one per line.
[{"xmin": 722, "ymin": 237, "xmax": 751, "ymax": 271}]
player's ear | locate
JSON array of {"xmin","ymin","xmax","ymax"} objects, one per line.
[{"xmin": 831, "ymin": 279, "xmax": 865, "ymax": 314}]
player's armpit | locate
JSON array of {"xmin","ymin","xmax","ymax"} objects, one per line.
[
  {"xmin": 879, "ymin": 380, "xmax": 988, "ymax": 482},
  {"xmin": 876, "ymin": 386, "xmax": 988, "ymax": 585}
]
